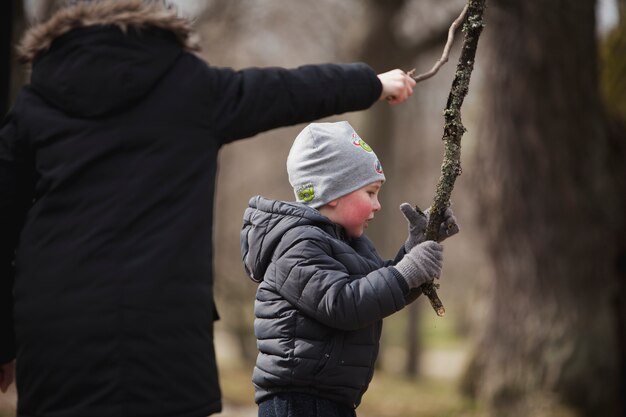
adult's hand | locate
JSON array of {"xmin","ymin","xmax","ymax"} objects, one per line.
[{"xmin": 377, "ymin": 69, "xmax": 416, "ymax": 104}]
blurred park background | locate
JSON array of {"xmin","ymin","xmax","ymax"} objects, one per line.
[{"xmin": 1, "ymin": 0, "xmax": 625, "ymax": 416}]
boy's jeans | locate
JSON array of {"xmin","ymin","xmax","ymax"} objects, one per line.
[{"xmin": 258, "ymin": 392, "xmax": 357, "ymax": 417}]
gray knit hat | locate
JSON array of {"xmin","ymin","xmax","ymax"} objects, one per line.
[{"xmin": 287, "ymin": 121, "xmax": 385, "ymax": 208}]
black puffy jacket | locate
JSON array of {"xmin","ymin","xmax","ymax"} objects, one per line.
[
  {"xmin": 241, "ymin": 196, "xmax": 411, "ymax": 409},
  {"xmin": 0, "ymin": 3, "xmax": 383, "ymax": 417}
]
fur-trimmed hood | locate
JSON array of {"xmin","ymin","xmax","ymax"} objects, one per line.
[
  {"xmin": 18, "ymin": 0, "xmax": 199, "ymax": 64},
  {"xmin": 20, "ymin": 0, "xmax": 201, "ymax": 117}
]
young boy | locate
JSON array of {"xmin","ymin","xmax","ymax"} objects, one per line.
[{"xmin": 241, "ymin": 121, "xmax": 459, "ymax": 417}]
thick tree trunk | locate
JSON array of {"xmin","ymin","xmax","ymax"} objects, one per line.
[
  {"xmin": 404, "ymin": 301, "xmax": 420, "ymax": 376},
  {"xmin": 356, "ymin": 0, "xmax": 425, "ymax": 377},
  {"xmin": 465, "ymin": 1, "xmax": 622, "ymax": 416},
  {"xmin": 601, "ymin": 12, "xmax": 626, "ymax": 416},
  {"xmin": 618, "ymin": 0, "xmax": 626, "ymax": 19},
  {"xmin": 356, "ymin": 0, "xmax": 409, "ymax": 252}
]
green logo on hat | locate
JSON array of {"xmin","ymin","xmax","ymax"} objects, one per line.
[
  {"xmin": 297, "ymin": 185, "xmax": 315, "ymax": 202},
  {"xmin": 351, "ymin": 133, "xmax": 373, "ymax": 152}
]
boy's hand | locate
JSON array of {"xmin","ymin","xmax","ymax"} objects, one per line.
[
  {"xmin": 400, "ymin": 203, "xmax": 460, "ymax": 250},
  {"xmin": 429, "ymin": 206, "xmax": 460, "ymax": 242},
  {"xmin": 377, "ymin": 69, "xmax": 416, "ymax": 104},
  {"xmin": 400, "ymin": 203, "xmax": 427, "ymax": 251},
  {"xmin": 0, "ymin": 361, "xmax": 15, "ymax": 393},
  {"xmin": 395, "ymin": 241, "xmax": 444, "ymax": 289}
]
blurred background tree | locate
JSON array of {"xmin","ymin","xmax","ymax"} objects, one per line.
[
  {"xmin": 600, "ymin": 1, "xmax": 626, "ymax": 415},
  {"xmin": 1, "ymin": 1, "xmax": 624, "ymax": 417},
  {"xmin": 462, "ymin": 1, "xmax": 625, "ymax": 417}
]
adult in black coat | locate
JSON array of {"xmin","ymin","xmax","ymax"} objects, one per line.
[{"xmin": 0, "ymin": 1, "xmax": 416, "ymax": 416}]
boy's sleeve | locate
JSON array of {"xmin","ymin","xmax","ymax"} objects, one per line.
[
  {"xmin": 355, "ymin": 236, "xmax": 420, "ymax": 303},
  {"xmin": 0, "ymin": 112, "xmax": 35, "ymax": 364},
  {"xmin": 204, "ymin": 62, "xmax": 382, "ymax": 143},
  {"xmin": 386, "ymin": 244, "xmax": 424, "ymax": 303},
  {"xmin": 272, "ymin": 236, "xmax": 407, "ymax": 331}
]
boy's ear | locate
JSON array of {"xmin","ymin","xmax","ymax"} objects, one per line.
[{"xmin": 326, "ymin": 200, "xmax": 338, "ymax": 207}]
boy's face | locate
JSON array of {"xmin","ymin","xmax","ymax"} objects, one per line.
[{"xmin": 321, "ymin": 181, "xmax": 383, "ymax": 238}]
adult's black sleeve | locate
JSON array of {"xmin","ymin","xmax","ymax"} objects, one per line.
[{"xmin": 205, "ymin": 62, "xmax": 382, "ymax": 144}]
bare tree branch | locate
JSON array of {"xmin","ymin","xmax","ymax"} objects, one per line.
[
  {"xmin": 411, "ymin": 4, "xmax": 468, "ymax": 82},
  {"xmin": 419, "ymin": 0, "xmax": 486, "ymax": 316}
]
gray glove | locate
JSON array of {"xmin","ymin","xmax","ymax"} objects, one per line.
[
  {"xmin": 400, "ymin": 203, "xmax": 460, "ymax": 251},
  {"xmin": 394, "ymin": 241, "xmax": 443, "ymax": 289}
]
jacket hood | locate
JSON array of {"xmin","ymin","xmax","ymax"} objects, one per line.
[
  {"xmin": 18, "ymin": 0, "xmax": 200, "ymax": 117},
  {"xmin": 241, "ymin": 196, "xmax": 344, "ymax": 283},
  {"xmin": 18, "ymin": 0, "xmax": 199, "ymax": 64}
]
